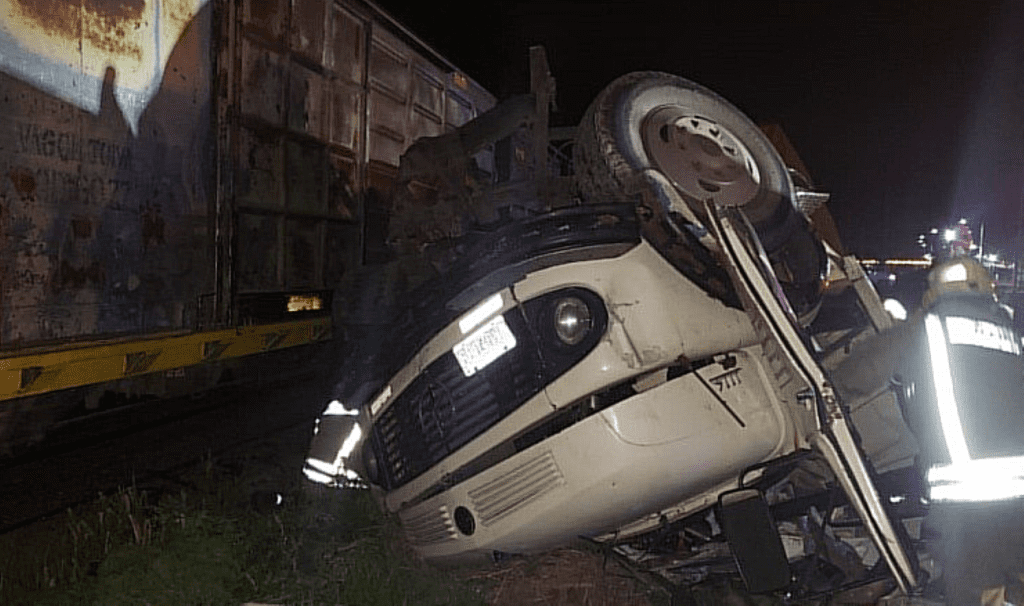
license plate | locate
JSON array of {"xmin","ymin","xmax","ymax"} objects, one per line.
[{"xmin": 453, "ymin": 315, "xmax": 516, "ymax": 377}]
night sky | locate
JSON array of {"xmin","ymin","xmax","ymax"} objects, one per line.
[{"xmin": 381, "ymin": 0, "xmax": 1024, "ymax": 260}]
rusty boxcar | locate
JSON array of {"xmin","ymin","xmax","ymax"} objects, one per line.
[{"xmin": 0, "ymin": 0, "xmax": 494, "ymax": 453}]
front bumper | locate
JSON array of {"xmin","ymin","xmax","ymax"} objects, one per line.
[{"xmin": 396, "ymin": 347, "xmax": 790, "ymax": 564}]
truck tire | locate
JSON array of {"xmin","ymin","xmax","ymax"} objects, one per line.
[
  {"xmin": 574, "ymin": 72, "xmax": 825, "ymax": 320},
  {"xmin": 574, "ymin": 71, "xmax": 794, "ymax": 230}
]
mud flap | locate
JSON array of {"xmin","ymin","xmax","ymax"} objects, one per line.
[{"xmin": 719, "ymin": 488, "xmax": 790, "ymax": 593}]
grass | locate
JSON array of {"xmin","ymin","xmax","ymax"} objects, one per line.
[
  {"xmin": 0, "ymin": 455, "xmax": 488, "ymax": 606},
  {"xmin": 0, "ymin": 443, "xmax": 676, "ymax": 606}
]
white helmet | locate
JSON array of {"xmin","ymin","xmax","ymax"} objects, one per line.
[{"xmin": 922, "ymin": 256, "xmax": 995, "ymax": 308}]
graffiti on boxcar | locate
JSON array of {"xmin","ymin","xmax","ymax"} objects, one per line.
[
  {"xmin": 16, "ymin": 123, "xmax": 134, "ymax": 169},
  {"xmin": 13, "ymin": 0, "xmax": 147, "ymax": 54},
  {"xmin": 0, "ymin": 0, "xmax": 210, "ymax": 134},
  {"xmin": 1, "ymin": 0, "xmax": 497, "ymax": 349},
  {"xmin": 0, "ymin": 2, "xmax": 212, "ymax": 346},
  {"xmin": 4, "ymin": 167, "xmax": 143, "ymax": 208}
]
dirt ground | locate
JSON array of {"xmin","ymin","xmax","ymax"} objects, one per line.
[{"xmin": 460, "ymin": 548, "xmax": 664, "ymax": 606}]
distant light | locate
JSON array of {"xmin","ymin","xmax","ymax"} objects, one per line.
[
  {"xmin": 944, "ymin": 229, "xmax": 957, "ymax": 242},
  {"xmin": 958, "ymin": 218, "xmax": 968, "ymax": 225},
  {"xmin": 888, "ymin": 273, "xmax": 897, "ymax": 282},
  {"xmin": 885, "ymin": 258, "xmax": 932, "ymax": 266},
  {"xmin": 930, "ymin": 228, "xmax": 939, "ymax": 234}
]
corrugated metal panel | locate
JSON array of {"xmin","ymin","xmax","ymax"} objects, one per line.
[
  {"xmin": 369, "ymin": 28, "xmax": 412, "ymax": 99},
  {"xmin": 330, "ymin": 82, "xmax": 362, "ymax": 151},
  {"xmin": 242, "ymin": 0, "xmax": 287, "ymax": 42},
  {"xmin": 290, "ymin": 0, "xmax": 326, "ymax": 64},
  {"xmin": 288, "ymin": 63, "xmax": 328, "ymax": 138},
  {"xmin": 328, "ymin": 153, "xmax": 357, "ymax": 219},
  {"xmin": 367, "ymin": 27, "xmax": 410, "ymax": 167},
  {"xmin": 236, "ymin": 127, "xmax": 285, "ymax": 209},
  {"xmin": 413, "ymin": 66, "xmax": 444, "ymax": 119},
  {"xmin": 411, "ymin": 66, "xmax": 444, "ymax": 141},
  {"xmin": 327, "ymin": 6, "xmax": 365, "ymax": 83},
  {"xmin": 236, "ymin": 212, "xmax": 281, "ymax": 291},
  {"xmin": 285, "ymin": 218, "xmax": 320, "ymax": 289},
  {"xmin": 285, "ymin": 140, "xmax": 327, "ymax": 214},
  {"xmin": 0, "ymin": 0, "xmax": 213, "ymax": 347},
  {"xmin": 240, "ymin": 40, "xmax": 286, "ymax": 126},
  {"xmin": 0, "ymin": 0, "xmax": 495, "ymax": 351},
  {"xmin": 446, "ymin": 89, "xmax": 475, "ymax": 131},
  {"xmin": 231, "ymin": 0, "xmax": 362, "ymax": 302}
]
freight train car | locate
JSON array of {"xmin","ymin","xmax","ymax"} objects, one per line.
[{"xmin": 0, "ymin": 0, "xmax": 495, "ymax": 454}]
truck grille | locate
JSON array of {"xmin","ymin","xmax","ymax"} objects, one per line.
[
  {"xmin": 370, "ymin": 287, "xmax": 608, "ymax": 492},
  {"xmin": 469, "ymin": 450, "xmax": 564, "ymax": 527},
  {"xmin": 400, "ymin": 505, "xmax": 458, "ymax": 545},
  {"xmin": 373, "ymin": 309, "xmax": 545, "ymax": 490}
]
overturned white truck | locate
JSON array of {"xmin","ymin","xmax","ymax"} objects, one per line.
[{"xmin": 304, "ymin": 63, "xmax": 1024, "ymax": 599}]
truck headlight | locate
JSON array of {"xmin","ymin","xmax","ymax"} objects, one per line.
[{"xmin": 553, "ymin": 297, "xmax": 593, "ymax": 345}]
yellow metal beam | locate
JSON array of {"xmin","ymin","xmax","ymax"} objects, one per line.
[{"xmin": 0, "ymin": 318, "xmax": 332, "ymax": 401}]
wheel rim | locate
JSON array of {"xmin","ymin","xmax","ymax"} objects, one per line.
[{"xmin": 641, "ymin": 105, "xmax": 763, "ymax": 208}]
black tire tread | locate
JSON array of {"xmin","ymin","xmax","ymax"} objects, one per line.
[{"xmin": 572, "ymin": 72, "xmax": 743, "ymax": 305}]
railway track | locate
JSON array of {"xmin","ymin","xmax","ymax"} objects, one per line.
[{"xmin": 0, "ymin": 368, "xmax": 333, "ymax": 534}]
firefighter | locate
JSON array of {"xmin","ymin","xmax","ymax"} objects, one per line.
[
  {"xmin": 910, "ymin": 258, "xmax": 1024, "ymax": 605},
  {"xmin": 835, "ymin": 256, "xmax": 1024, "ymax": 604}
]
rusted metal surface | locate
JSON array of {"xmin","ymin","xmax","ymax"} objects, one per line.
[
  {"xmin": 0, "ymin": 0, "xmax": 495, "ymax": 353},
  {"xmin": 229, "ymin": 0, "xmax": 495, "ymax": 315},
  {"xmin": 0, "ymin": 0, "xmax": 208, "ymax": 133},
  {"xmin": 0, "ymin": 0, "xmax": 213, "ymax": 347}
]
